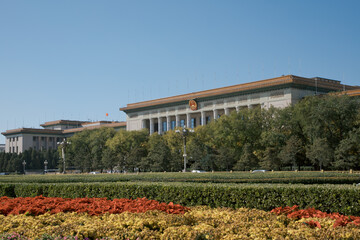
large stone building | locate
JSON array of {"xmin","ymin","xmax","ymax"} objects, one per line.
[
  {"xmin": 120, "ymin": 75, "xmax": 359, "ymax": 134},
  {"xmin": 2, "ymin": 75, "xmax": 359, "ymax": 154},
  {"xmin": 1, "ymin": 120, "xmax": 126, "ymax": 153}
]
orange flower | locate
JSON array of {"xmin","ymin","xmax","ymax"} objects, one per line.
[
  {"xmin": 304, "ymin": 220, "xmax": 321, "ymax": 228},
  {"xmin": 0, "ymin": 196, "xmax": 190, "ymax": 216}
]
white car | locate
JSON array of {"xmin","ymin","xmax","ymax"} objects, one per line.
[{"xmin": 251, "ymin": 170, "xmax": 267, "ymax": 173}]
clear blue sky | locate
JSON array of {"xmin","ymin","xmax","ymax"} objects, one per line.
[{"xmin": 1, "ymin": 0, "xmax": 359, "ymax": 144}]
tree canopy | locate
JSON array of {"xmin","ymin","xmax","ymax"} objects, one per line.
[{"xmin": 2, "ymin": 94, "xmax": 359, "ymax": 173}]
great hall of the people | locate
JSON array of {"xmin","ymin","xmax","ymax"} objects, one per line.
[
  {"xmin": 2, "ymin": 75, "xmax": 360, "ymax": 153},
  {"xmin": 120, "ymin": 75, "xmax": 360, "ymax": 134}
]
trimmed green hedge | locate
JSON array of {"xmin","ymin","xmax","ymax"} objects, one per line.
[
  {"xmin": 0, "ymin": 172, "xmax": 359, "ymax": 184},
  {"xmin": 1, "ymin": 182, "xmax": 360, "ymax": 216}
]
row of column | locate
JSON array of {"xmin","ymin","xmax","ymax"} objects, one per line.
[{"xmin": 145, "ymin": 107, "xmax": 241, "ymax": 134}]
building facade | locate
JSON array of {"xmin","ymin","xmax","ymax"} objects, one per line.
[
  {"xmin": 120, "ymin": 75, "xmax": 359, "ymax": 134},
  {"xmin": 1, "ymin": 120, "xmax": 126, "ymax": 153},
  {"xmin": 0, "ymin": 144, "xmax": 5, "ymax": 153}
]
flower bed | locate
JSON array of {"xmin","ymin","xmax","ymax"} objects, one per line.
[
  {"xmin": 0, "ymin": 196, "xmax": 189, "ymax": 216},
  {"xmin": 1, "ymin": 208, "xmax": 360, "ymax": 239},
  {"xmin": 1, "ymin": 197, "xmax": 360, "ymax": 239},
  {"xmin": 271, "ymin": 205, "xmax": 360, "ymax": 228}
]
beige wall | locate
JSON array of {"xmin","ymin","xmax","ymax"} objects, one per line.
[
  {"xmin": 5, "ymin": 135, "xmax": 22, "ymax": 153},
  {"xmin": 5, "ymin": 133, "xmax": 63, "ymax": 153}
]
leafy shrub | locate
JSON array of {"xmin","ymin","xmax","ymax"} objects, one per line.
[{"xmin": 1, "ymin": 182, "xmax": 360, "ymax": 216}]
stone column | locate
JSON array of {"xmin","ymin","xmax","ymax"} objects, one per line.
[
  {"xmin": 158, "ymin": 117, "xmax": 162, "ymax": 134},
  {"xmin": 186, "ymin": 113, "xmax": 191, "ymax": 128},
  {"xmin": 176, "ymin": 115, "xmax": 180, "ymax": 128},
  {"xmin": 201, "ymin": 111, "xmax": 206, "ymax": 126},
  {"xmin": 166, "ymin": 116, "xmax": 171, "ymax": 131},
  {"xmin": 149, "ymin": 118, "xmax": 154, "ymax": 134},
  {"xmin": 225, "ymin": 108, "xmax": 230, "ymax": 115},
  {"xmin": 213, "ymin": 109, "xmax": 218, "ymax": 121},
  {"xmin": 235, "ymin": 106, "xmax": 239, "ymax": 112}
]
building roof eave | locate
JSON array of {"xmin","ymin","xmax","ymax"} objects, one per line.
[
  {"xmin": 1, "ymin": 128, "xmax": 64, "ymax": 136},
  {"xmin": 120, "ymin": 75, "xmax": 355, "ymax": 113}
]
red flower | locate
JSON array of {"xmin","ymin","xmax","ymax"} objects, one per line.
[
  {"xmin": 271, "ymin": 205, "xmax": 360, "ymax": 228},
  {"xmin": 304, "ymin": 220, "xmax": 321, "ymax": 228},
  {"xmin": 0, "ymin": 196, "xmax": 190, "ymax": 216}
]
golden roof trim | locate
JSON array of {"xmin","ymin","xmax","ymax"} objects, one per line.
[{"xmin": 120, "ymin": 75, "xmax": 356, "ymax": 111}]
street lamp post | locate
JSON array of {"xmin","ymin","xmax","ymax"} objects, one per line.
[
  {"xmin": 176, "ymin": 125, "xmax": 194, "ymax": 172},
  {"xmin": 44, "ymin": 160, "xmax": 48, "ymax": 174},
  {"xmin": 22, "ymin": 160, "xmax": 26, "ymax": 175},
  {"xmin": 57, "ymin": 138, "xmax": 71, "ymax": 174}
]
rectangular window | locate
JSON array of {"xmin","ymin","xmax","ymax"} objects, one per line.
[
  {"xmin": 12, "ymin": 147, "xmax": 15, "ymax": 153},
  {"xmin": 16, "ymin": 146, "xmax": 18, "ymax": 153},
  {"xmin": 180, "ymin": 119, "xmax": 185, "ymax": 128},
  {"xmin": 154, "ymin": 123, "xmax": 159, "ymax": 132},
  {"xmin": 171, "ymin": 121, "xmax": 176, "ymax": 130},
  {"xmin": 162, "ymin": 122, "xmax": 167, "ymax": 132},
  {"xmin": 9, "ymin": 138, "xmax": 11, "ymax": 142},
  {"xmin": 206, "ymin": 116, "xmax": 211, "ymax": 124},
  {"xmin": 9, "ymin": 147, "xmax": 11, "ymax": 153},
  {"xmin": 16, "ymin": 137, "xmax": 18, "ymax": 141},
  {"xmin": 191, "ymin": 118, "xmax": 196, "ymax": 129}
]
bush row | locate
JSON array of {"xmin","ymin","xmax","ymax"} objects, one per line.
[
  {"xmin": 0, "ymin": 172, "xmax": 359, "ymax": 184},
  {"xmin": 1, "ymin": 182, "xmax": 360, "ymax": 216}
]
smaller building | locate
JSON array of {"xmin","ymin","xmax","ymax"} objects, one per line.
[{"xmin": 1, "ymin": 120, "xmax": 126, "ymax": 154}]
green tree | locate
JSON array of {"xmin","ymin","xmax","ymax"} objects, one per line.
[
  {"xmin": 306, "ymin": 138, "xmax": 333, "ymax": 170},
  {"xmin": 334, "ymin": 127, "xmax": 360, "ymax": 170},
  {"xmin": 209, "ymin": 108, "xmax": 263, "ymax": 170},
  {"xmin": 162, "ymin": 130, "xmax": 183, "ymax": 172},
  {"xmin": 66, "ymin": 130, "xmax": 92, "ymax": 172},
  {"xmin": 146, "ymin": 134, "xmax": 171, "ymax": 171},
  {"xmin": 233, "ymin": 143, "xmax": 258, "ymax": 171},
  {"xmin": 258, "ymin": 107, "xmax": 288, "ymax": 170},
  {"xmin": 279, "ymin": 135, "xmax": 306, "ymax": 170},
  {"xmin": 296, "ymin": 95, "xmax": 360, "ymax": 160},
  {"xmin": 89, "ymin": 127, "xmax": 116, "ymax": 172},
  {"xmin": 106, "ymin": 130, "xmax": 148, "ymax": 172}
]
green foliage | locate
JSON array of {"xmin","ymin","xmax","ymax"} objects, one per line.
[
  {"xmin": 233, "ymin": 143, "xmax": 258, "ymax": 171},
  {"xmin": 306, "ymin": 138, "xmax": 333, "ymax": 170},
  {"xmin": 279, "ymin": 135, "xmax": 307, "ymax": 171},
  {"xmin": 105, "ymin": 129, "xmax": 148, "ymax": 172},
  {"xmin": 334, "ymin": 127, "xmax": 360, "ymax": 170},
  {"xmin": 146, "ymin": 134, "xmax": 171, "ymax": 172},
  {"xmin": 4, "ymin": 95, "xmax": 358, "ymax": 174},
  {"xmin": 0, "ymin": 172, "xmax": 359, "ymax": 184},
  {"xmin": 1, "ymin": 181, "xmax": 360, "ymax": 216},
  {"xmin": 0, "ymin": 149, "xmax": 59, "ymax": 174},
  {"xmin": 161, "ymin": 130, "xmax": 184, "ymax": 172}
]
